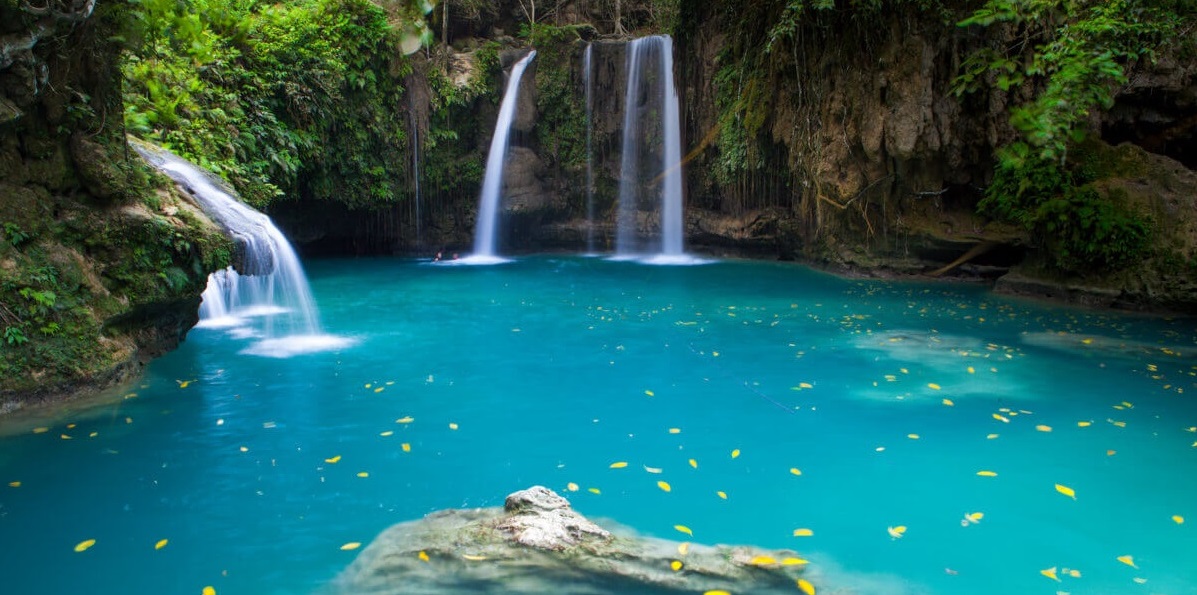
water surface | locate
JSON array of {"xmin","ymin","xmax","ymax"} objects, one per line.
[{"xmin": 1, "ymin": 257, "xmax": 1195, "ymax": 594}]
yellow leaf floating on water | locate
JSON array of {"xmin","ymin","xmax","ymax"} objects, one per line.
[
  {"xmin": 449, "ymin": 423, "xmax": 459, "ymax": 430},
  {"xmin": 750, "ymin": 555, "xmax": 777, "ymax": 566},
  {"xmin": 717, "ymin": 491, "xmax": 728, "ymax": 500},
  {"xmin": 60, "ymin": 434, "xmax": 72, "ymax": 440},
  {"xmin": 781, "ymin": 557, "xmax": 809, "ymax": 566},
  {"xmin": 731, "ymin": 449, "xmax": 741, "ymax": 459},
  {"xmin": 976, "ymin": 471, "xmax": 998, "ymax": 477},
  {"xmin": 1078, "ymin": 421, "xmax": 1092, "ymax": 427},
  {"xmin": 379, "ymin": 430, "xmax": 393, "ymax": 437},
  {"xmin": 396, "ymin": 416, "xmax": 414, "ymax": 424},
  {"xmin": 177, "ymin": 380, "xmax": 191, "ymax": 388},
  {"xmin": 987, "ymin": 433, "xmax": 1000, "ymax": 439},
  {"xmin": 8, "ymin": 481, "xmax": 20, "ymax": 488},
  {"xmin": 1036, "ymin": 425, "xmax": 1053, "ymax": 432},
  {"xmin": 907, "ymin": 434, "xmax": 920, "ymax": 440},
  {"xmin": 1041, "ymin": 566, "xmax": 1060, "ymax": 581},
  {"xmin": 239, "ymin": 446, "xmax": 248, "ymax": 453},
  {"xmin": 993, "ymin": 413, "xmax": 1010, "ymax": 423},
  {"xmin": 797, "ymin": 578, "xmax": 817, "ymax": 595},
  {"xmin": 373, "ymin": 387, "xmax": 384, "ymax": 393},
  {"xmin": 1116, "ymin": 555, "xmax": 1137, "ymax": 569},
  {"xmin": 645, "ymin": 390, "xmax": 655, "ymax": 397},
  {"xmin": 887, "ymin": 525, "xmax": 907, "ymax": 538},
  {"xmin": 325, "ymin": 455, "xmax": 342, "ymax": 464},
  {"xmin": 942, "ymin": 398, "xmax": 955, "ymax": 406},
  {"xmin": 668, "ymin": 428, "xmax": 681, "ymax": 434},
  {"xmin": 1172, "ymin": 515, "xmax": 1184, "ymax": 525},
  {"xmin": 401, "ymin": 443, "xmax": 411, "ymax": 453},
  {"xmin": 74, "ymin": 539, "xmax": 96, "ymax": 552},
  {"xmin": 928, "ymin": 383, "xmax": 941, "ymax": 390},
  {"xmin": 566, "ymin": 482, "xmax": 579, "ymax": 492},
  {"xmin": 588, "ymin": 487, "xmax": 601, "ymax": 494},
  {"xmin": 678, "ymin": 542, "xmax": 690, "ymax": 556},
  {"xmin": 965, "ymin": 512, "xmax": 984, "ymax": 524},
  {"xmin": 1106, "ymin": 450, "xmax": 1116, "ymax": 456},
  {"xmin": 704, "ymin": 591, "xmax": 731, "ymax": 595},
  {"xmin": 657, "ymin": 481, "xmax": 672, "ymax": 492},
  {"xmin": 418, "ymin": 551, "xmax": 430, "ymax": 562},
  {"xmin": 1067, "ymin": 568, "xmax": 1081, "ymax": 578},
  {"xmin": 790, "ymin": 467, "xmax": 802, "ymax": 476},
  {"xmin": 644, "ymin": 465, "xmax": 663, "ymax": 474},
  {"xmin": 32, "ymin": 427, "xmax": 49, "ymax": 434},
  {"xmin": 155, "ymin": 539, "xmax": 168, "ymax": 550},
  {"xmin": 202, "ymin": 587, "xmax": 216, "ymax": 595},
  {"xmin": 1055, "ymin": 484, "xmax": 1076, "ymax": 500},
  {"xmin": 674, "ymin": 525, "xmax": 693, "ymax": 537},
  {"xmin": 798, "ymin": 382, "xmax": 813, "ymax": 389},
  {"xmin": 357, "ymin": 472, "xmax": 369, "ymax": 478},
  {"xmin": 670, "ymin": 560, "xmax": 683, "ymax": 571},
  {"xmin": 462, "ymin": 554, "xmax": 487, "ymax": 561},
  {"xmin": 609, "ymin": 461, "xmax": 628, "ymax": 469},
  {"xmin": 340, "ymin": 542, "xmax": 361, "ymax": 551},
  {"xmin": 967, "ymin": 366, "xmax": 975, "ymax": 374},
  {"xmin": 689, "ymin": 459, "xmax": 698, "ymax": 469},
  {"xmin": 792, "ymin": 528, "xmax": 814, "ymax": 537}
]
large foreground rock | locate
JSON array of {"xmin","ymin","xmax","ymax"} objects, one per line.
[{"xmin": 329, "ymin": 486, "xmax": 812, "ymax": 594}]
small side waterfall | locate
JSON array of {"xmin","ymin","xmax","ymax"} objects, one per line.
[
  {"xmin": 615, "ymin": 35, "xmax": 687, "ymax": 261},
  {"xmin": 410, "ymin": 106, "xmax": 423, "ymax": 256},
  {"xmin": 135, "ymin": 143, "xmax": 352, "ymax": 357},
  {"xmin": 467, "ymin": 50, "xmax": 537, "ymax": 263},
  {"xmin": 583, "ymin": 43, "xmax": 596, "ymax": 255}
]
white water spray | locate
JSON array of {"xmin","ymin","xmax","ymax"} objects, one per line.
[
  {"xmin": 584, "ymin": 43, "xmax": 596, "ymax": 254},
  {"xmin": 615, "ymin": 35, "xmax": 686, "ymax": 260},
  {"xmin": 135, "ymin": 143, "xmax": 353, "ymax": 356},
  {"xmin": 468, "ymin": 50, "xmax": 537, "ymax": 263}
]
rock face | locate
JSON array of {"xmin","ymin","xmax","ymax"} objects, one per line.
[
  {"xmin": 330, "ymin": 486, "xmax": 812, "ymax": 594},
  {"xmin": 0, "ymin": 4, "xmax": 230, "ymax": 409}
]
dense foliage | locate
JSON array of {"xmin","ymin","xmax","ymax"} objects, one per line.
[
  {"xmin": 122, "ymin": 0, "xmax": 415, "ymax": 208},
  {"xmin": 956, "ymin": 0, "xmax": 1196, "ymax": 272}
]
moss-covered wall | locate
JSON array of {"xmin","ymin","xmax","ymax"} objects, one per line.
[{"xmin": 1, "ymin": 1, "xmax": 230, "ymax": 409}]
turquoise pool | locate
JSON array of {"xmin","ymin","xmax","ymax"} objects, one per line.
[{"xmin": 1, "ymin": 256, "xmax": 1194, "ymax": 594}]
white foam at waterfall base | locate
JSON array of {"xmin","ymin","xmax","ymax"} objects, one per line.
[
  {"xmin": 240, "ymin": 334, "xmax": 358, "ymax": 358},
  {"xmin": 436, "ymin": 254, "xmax": 513, "ymax": 266}
]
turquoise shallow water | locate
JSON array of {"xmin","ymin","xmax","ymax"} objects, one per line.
[{"xmin": 2, "ymin": 256, "xmax": 1196, "ymax": 595}]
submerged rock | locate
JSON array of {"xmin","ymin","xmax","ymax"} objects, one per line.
[{"xmin": 330, "ymin": 486, "xmax": 811, "ymax": 594}]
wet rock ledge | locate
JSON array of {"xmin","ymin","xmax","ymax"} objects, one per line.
[{"xmin": 330, "ymin": 486, "xmax": 813, "ymax": 594}]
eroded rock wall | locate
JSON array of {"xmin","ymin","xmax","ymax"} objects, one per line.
[{"xmin": 0, "ymin": 2, "xmax": 230, "ymax": 410}]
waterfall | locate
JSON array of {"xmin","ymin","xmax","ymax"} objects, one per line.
[
  {"xmin": 410, "ymin": 104, "xmax": 423, "ymax": 256},
  {"xmin": 134, "ymin": 142, "xmax": 352, "ymax": 357},
  {"xmin": 584, "ymin": 43, "xmax": 596, "ymax": 255},
  {"xmin": 615, "ymin": 35, "xmax": 687, "ymax": 260},
  {"xmin": 467, "ymin": 50, "xmax": 537, "ymax": 264}
]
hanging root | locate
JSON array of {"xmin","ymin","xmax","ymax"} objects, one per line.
[{"xmin": 927, "ymin": 241, "xmax": 998, "ymax": 277}]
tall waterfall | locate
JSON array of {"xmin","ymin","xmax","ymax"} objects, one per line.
[
  {"xmin": 467, "ymin": 50, "xmax": 537, "ymax": 264},
  {"xmin": 615, "ymin": 35, "xmax": 686, "ymax": 260},
  {"xmin": 135, "ymin": 143, "xmax": 352, "ymax": 357},
  {"xmin": 583, "ymin": 43, "xmax": 596, "ymax": 254}
]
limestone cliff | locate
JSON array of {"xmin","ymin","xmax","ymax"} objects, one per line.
[{"xmin": 0, "ymin": 1, "xmax": 230, "ymax": 410}]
